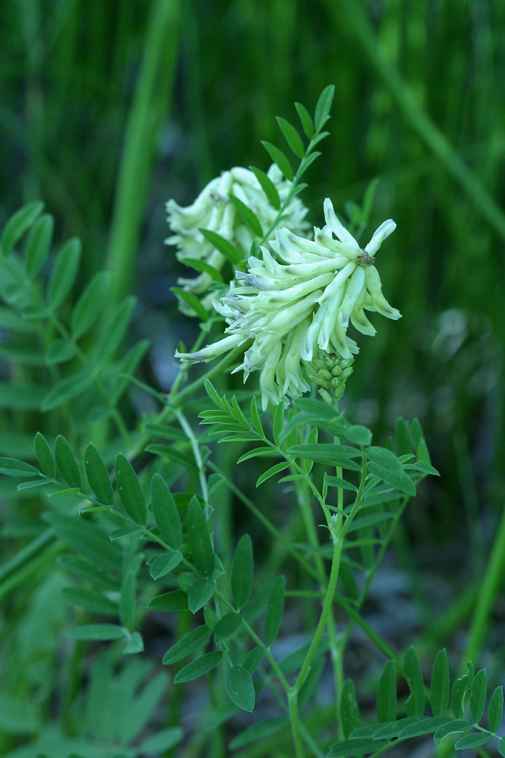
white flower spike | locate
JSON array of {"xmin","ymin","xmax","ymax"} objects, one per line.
[
  {"xmin": 166, "ymin": 165, "xmax": 309, "ymax": 309},
  {"xmin": 176, "ymin": 198, "xmax": 401, "ymax": 410}
]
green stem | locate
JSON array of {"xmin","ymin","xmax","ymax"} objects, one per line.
[
  {"xmin": 293, "ymin": 536, "xmax": 343, "ymax": 711},
  {"xmin": 106, "ymin": 0, "xmax": 180, "ymax": 304},
  {"xmin": 174, "ymin": 408, "xmax": 209, "ymax": 513},
  {"xmin": 460, "ymin": 500, "xmax": 505, "ymax": 670},
  {"xmin": 335, "ymin": 0, "xmax": 505, "ymax": 242},
  {"xmin": 294, "ymin": 465, "xmax": 343, "ymax": 730},
  {"xmin": 289, "ymin": 689, "xmax": 305, "ymax": 758}
]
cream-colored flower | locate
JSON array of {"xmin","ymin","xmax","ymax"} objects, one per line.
[
  {"xmin": 176, "ymin": 198, "xmax": 400, "ymax": 409},
  {"xmin": 166, "ymin": 165, "xmax": 309, "ymax": 306}
]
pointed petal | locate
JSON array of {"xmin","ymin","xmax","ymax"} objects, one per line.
[
  {"xmin": 175, "ymin": 334, "xmax": 243, "ymax": 363},
  {"xmin": 323, "ymin": 199, "xmax": 360, "ymax": 251},
  {"xmin": 364, "ymin": 266, "xmax": 402, "ymax": 319},
  {"xmin": 350, "ymin": 306, "xmax": 377, "ymax": 336},
  {"xmin": 364, "ymin": 219, "xmax": 396, "ymax": 256}
]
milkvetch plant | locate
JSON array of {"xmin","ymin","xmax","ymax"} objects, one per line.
[{"xmin": 0, "ymin": 86, "xmax": 503, "ymax": 758}]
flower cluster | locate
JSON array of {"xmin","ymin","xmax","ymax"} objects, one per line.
[
  {"xmin": 166, "ymin": 165, "xmax": 309, "ymax": 309},
  {"xmin": 176, "ymin": 198, "xmax": 401, "ymax": 410}
]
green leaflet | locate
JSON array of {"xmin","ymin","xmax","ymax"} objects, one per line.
[
  {"xmin": 366, "ymin": 447, "xmax": 416, "ymax": 496},
  {"xmin": 55, "ymin": 435, "xmax": 81, "ymax": 489},
  {"xmin": 149, "ymin": 552, "xmax": 183, "ymax": 580},
  {"xmin": 229, "ymin": 717, "xmax": 288, "ymax": 749},
  {"xmin": 47, "ymin": 237, "xmax": 81, "ymax": 309},
  {"xmin": 188, "ymin": 579, "xmax": 215, "ymax": 614},
  {"xmin": 295, "ymin": 101, "xmax": 314, "ymax": 138},
  {"xmin": 147, "ymin": 589, "xmax": 188, "ymax": 612},
  {"xmin": 67, "ymin": 624, "xmax": 126, "ymax": 641},
  {"xmin": 469, "ymin": 669, "xmax": 487, "ymax": 723},
  {"xmin": 377, "ymin": 660, "xmax": 397, "ymax": 723},
  {"xmin": 71, "ymin": 270, "xmax": 110, "ymax": 339},
  {"xmin": 174, "ymin": 651, "xmax": 223, "ymax": 683},
  {"xmin": 41, "ymin": 371, "xmax": 94, "ymax": 411},
  {"xmin": 187, "ymin": 497, "xmax": 214, "ymax": 578},
  {"xmin": 314, "ymin": 84, "xmax": 335, "ymax": 131},
  {"xmin": 115, "ymin": 453, "xmax": 146, "ymax": 526},
  {"xmin": 340, "ymin": 679, "xmax": 362, "ymax": 738},
  {"xmin": 276, "ymin": 116, "xmax": 305, "ymax": 158},
  {"xmin": 150, "ymin": 473, "xmax": 182, "ymax": 550},
  {"xmin": 248, "ymin": 166, "xmax": 281, "ymax": 210},
  {"xmin": 228, "ymin": 194, "xmax": 263, "ymax": 238},
  {"xmin": 403, "ymin": 646, "xmax": 425, "ymax": 717},
  {"xmin": 0, "ymin": 457, "xmax": 41, "ymax": 477},
  {"xmin": 231, "ymin": 534, "xmax": 253, "ymax": 609},
  {"xmin": 1, "ymin": 201, "xmax": 44, "ymax": 256},
  {"xmin": 488, "ymin": 686, "xmax": 504, "ymax": 733},
  {"xmin": 25, "ymin": 213, "xmax": 53, "ymax": 280},
  {"xmin": 213, "ymin": 613, "xmax": 242, "ymax": 644},
  {"xmin": 225, "ymin": 666, "xmax": 255, "ymax": 713},
  {"xmin": 431, "ymin": 648, "xmax": 450, "ymax": 717},
  {"xmin": 85, "ymin": 443, "xmax": 113, "ymax": 505},
  {"xmin": 260, "ymin": 141, "xmax": 294, "ymax": 181},
  {"xmin": 62, "ymin": 587, "xmax": 118, "ymax": 615},
  {"xmin": 162, "ymin": 625, "xmax": 211, "ymax": 665},
  {"xmin": 264, "ymin": 575, "xmax": 284, "ymax": 647}
]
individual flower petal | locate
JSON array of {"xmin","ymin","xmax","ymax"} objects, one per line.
[
  {"xmin": 364, "ymin": 219, "xmax": 397, "ymax": 256},
  {"xmin": 175, "ymin": 333, "xmax": 243, "ymax": 363},
  {"xmin": 323, "ymin": 198, "xmax": 361, "ymax": 252},
  {"xmin": 364, "ymin": 266, "xmax": 401, "ymax": 319}
]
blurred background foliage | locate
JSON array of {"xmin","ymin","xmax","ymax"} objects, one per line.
[{"xmin": 1, "ymin": 0, "xmax": 505, "ymax": 654}]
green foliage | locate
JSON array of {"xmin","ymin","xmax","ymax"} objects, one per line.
[
  {"xmin": 231, "ymin": 534, "xmax": 254, "ymax": 609},
  {"xmin": 330, "ymin": 651, "xmax": 503, "ymax": 757},
  {"xmin": 0, "ymin": 72, "xmax": 498, "ymax": 758},
  {"xmin": 264, "ymin": 575, "xmax": 285, "ymax": 647},
  {"xmin": 225, "ymin": 666, "xmax": 255, "ymax": 713},
  {"xmin": 115, "ymin": 454, "xmax": 146, "ymax": 526}
]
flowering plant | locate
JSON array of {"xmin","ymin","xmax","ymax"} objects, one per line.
[{"xmin": 0, "ymin": 86, "xmax": 502, "ymax": 758}]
